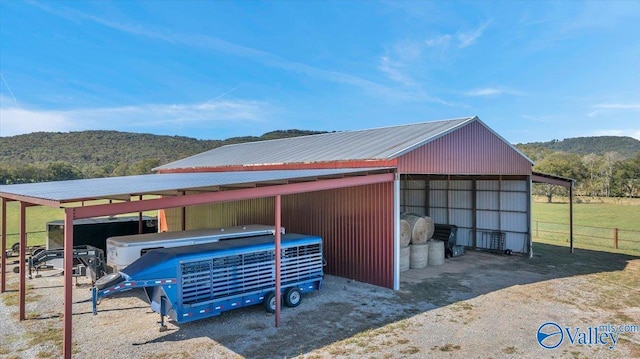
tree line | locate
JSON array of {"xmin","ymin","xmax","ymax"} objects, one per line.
[
  {"xmin": 0, "ymin": 158, "xmax": 163, "ymax": 184},
  {"xmin": 523, "ymin": 149, "xmax": 640, "ymax": 201}
]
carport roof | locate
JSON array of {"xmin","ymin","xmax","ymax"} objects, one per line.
[{"xmin": 0, "ymin": 167, "xmax": 393, "ymax": 206}]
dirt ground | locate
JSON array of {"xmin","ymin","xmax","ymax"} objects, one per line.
[{"xmin": 1, "ymin": 243, "xmax": 639, "ymax": 358}]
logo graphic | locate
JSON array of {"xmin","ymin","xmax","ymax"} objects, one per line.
[{"xmin": 537, "ymin": 322, "xmax": 564, "ymax": 349}]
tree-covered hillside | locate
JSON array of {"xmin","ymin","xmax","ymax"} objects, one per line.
[
  {"xmin": 517, "ymin": 136, "xmax": 640, "ymax": 159},
  {"xmin": 0, "ymin": 131, "xmax": 218, "ymax": 166},
  {"xmin": 515, "ymin": 137, "xmax": 640, "ymax": 200},
  {"xmin": 0, "ymin": 129, "xmax": 325, "ymax": 182}
]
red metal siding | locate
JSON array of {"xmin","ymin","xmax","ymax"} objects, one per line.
[
  {"xmin": 397, "ymin": 120, "xmax": 532, "ymax": 175},
  {"xmin": 170, "ymin": 183, "xmax": 395, "ymax": 288},
  {"xmin": 281, "ymin": 182, "xmax": 395, "ymax": 288}
]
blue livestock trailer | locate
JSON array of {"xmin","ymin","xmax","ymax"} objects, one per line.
[{"xmin": 92, "ymin": 233, "xmax": 323, "ymax": 328}]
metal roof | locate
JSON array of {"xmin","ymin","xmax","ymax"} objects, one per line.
[
  {"xmin": 155, "ymin": 117, "xmax": 477, "ymax": 171},
  {"xmin": 0, "ymin": 168, "xmax": 391, "ymax": 205},
  {"xmin": 532, "ymin": 171, "xmax": 574, "ymax": 188}
]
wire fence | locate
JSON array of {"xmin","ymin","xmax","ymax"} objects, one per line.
[{"xmin": 533, "ymin": 221, "xmax": 640, "ymax": 253}]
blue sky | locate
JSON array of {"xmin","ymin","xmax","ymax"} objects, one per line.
[{"xmin": 1, "ymin": 1, "xmax": 639, "ymax": 144}]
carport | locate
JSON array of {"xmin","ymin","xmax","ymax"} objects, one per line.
[
  {"xmin": 531, "ymin": 171, "xmax": 576, "ymax": 252},
  {"xmin": 0, "ymin": 168, "xmax": 395, "ymax": 359}
]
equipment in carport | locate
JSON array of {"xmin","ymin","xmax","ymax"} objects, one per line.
[
  {"xmin": 451, "ymin": 245, "xmax": 465, "ymax": 257},
  {"xmin": 432, "ymin": 224, "xmax": 460, "ymax": 258},
  {"xmin": 28, "ymin": 245, "xmax": 107, "ymax": 284}
]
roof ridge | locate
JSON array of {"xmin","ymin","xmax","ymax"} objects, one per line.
[
  {"xmin": 385, "ymin": 116, "xmax": 477, "ymax": 158},
  {"xmin": 217, "ymin": 116, "xmax": 476, "ymax": 150}
]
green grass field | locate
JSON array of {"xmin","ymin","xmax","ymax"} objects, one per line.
[
  {"xmin": 532, "ymin": 198, "xmax": 640, "ymax": 255},
  {"xmin": 532, "ymin": 199, "xmax": 640, "ymax": 231},
  {"xmin": 1, "ymin": 202, "xmax": 63, "ymax": 248}
]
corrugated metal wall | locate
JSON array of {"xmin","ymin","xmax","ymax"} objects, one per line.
[
  {"xmin": 401, "ymin": 176, "xmax": 531, "ymax": 253},
  {"xmin": 162, "ymin": 197, "xmax": 275, "ymax": 231},
  {"xmin": 164, "ymin": 182, "xmax": 395, "ymax": 288},
  {"xmin": 281, "ymin": 182, "xmax": 395, "ymax": 288},
  {"xmin": 396, "ymin": 120, "xmax": 532, "ymax": 175},
  {"xmin": 400, "ymin": 178, "xmax": 427, "ymax": 215}
]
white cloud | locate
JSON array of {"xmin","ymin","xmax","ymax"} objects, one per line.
[
  {"xmin": 464, "ymin": 87, "xmax": 523, "ymax": 97},
  {"xmin": 422, "ymin": 19, "xmax": 492, "ymax": 53},
  {"xmin": 457, "ymin": 20, "xmax": 493, "ymax": 48},
  {"xmin": 592, "ymin": 103, "xmax": 640, "ymax": 110},
  {"xmin": 465, "ymin": 88, "xmax": 502, "ymax": 96},
  {"xmin": 378, "ymin": 20, "xmax": 491, "ymax": 99},
  {"xmin": 0, "ymin": 98, "xmax": 271, "ymax": 137},
  {"xmin": 424, "ymin": 34, "xmax": 452, "ymax": 48},
  {"xmin": 377, "ymin": 56, "xmax": 416, "ymax": 87},
  {"xmin": 588, "ymin": 103, "xmax": 640, "ymax": 118},
  {"xmin": 0, "ymin": 108, "xmax": 73, "ymax": 136}
]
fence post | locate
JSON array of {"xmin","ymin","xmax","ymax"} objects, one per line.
[{"xmin": 614, "ymin": 228, "xmax": 619, "ymax": 249}]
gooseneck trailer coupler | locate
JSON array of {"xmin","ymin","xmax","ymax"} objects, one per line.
[{"xmin": 92, "ymin": 233, "xmax": 323, "ymax": 329}]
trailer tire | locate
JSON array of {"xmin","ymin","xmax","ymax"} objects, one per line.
[
  {"xmin": 284, "ymin": 287, "xmax": 301, "ymax": 308},
  {"xmin": 31, "ymin": 247, "xmax": 45, "ymax": 257},
  {"xmin": 263, "ymin": 292, "xmax": 277, "ymax": 313},
  {"xmin": 95, "ymin": 273, "xmax": 124, "ymax": 290}
]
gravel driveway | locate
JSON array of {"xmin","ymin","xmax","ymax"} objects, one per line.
[{"xmin": 1, "ymin": 243, "xmax": 639, "ymax": 358}]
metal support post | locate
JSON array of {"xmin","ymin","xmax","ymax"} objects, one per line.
[
  {"xmin": 63, "ymin": 209, "xmax": 74, "ymax": 359},
  {"xmin": 19, "ymin": 202, "xmax": 26, "ymax": 321},
  {"xmin": 1, "ymin": 198, "xmax": 6, "ymax": 293},
  {"xmin": 275, "ymin": 194, "xmax": 282, "ymax": 327}
]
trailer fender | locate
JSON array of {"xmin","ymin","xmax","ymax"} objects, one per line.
[{"xmin": 95, "ymin": 272, "xmax": 124, "ymax": 290}]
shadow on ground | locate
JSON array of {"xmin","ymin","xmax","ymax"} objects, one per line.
[{"xmin": 122, "ymin": 242, "xmax": 639, "ymax": 358}]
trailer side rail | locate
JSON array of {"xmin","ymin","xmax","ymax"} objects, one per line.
[{"xmin": 181, "ymin": 242, "xmax": 322, "ymax": 303}]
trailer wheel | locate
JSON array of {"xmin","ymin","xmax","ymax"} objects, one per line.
[
  {"xmin": 284, "ymin": 287, "xmax": 301, "ymax": 308},
  {"xmin": 31, "ymin": 247, "xmax": 45, "ymax": 257},
  {"xmin": 95, "ymin": 273, "xmax": 124, "ymax": 290},
  {"xmin": 263, "ymin": 292, "xmax": 277, "ymax": 313}
]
